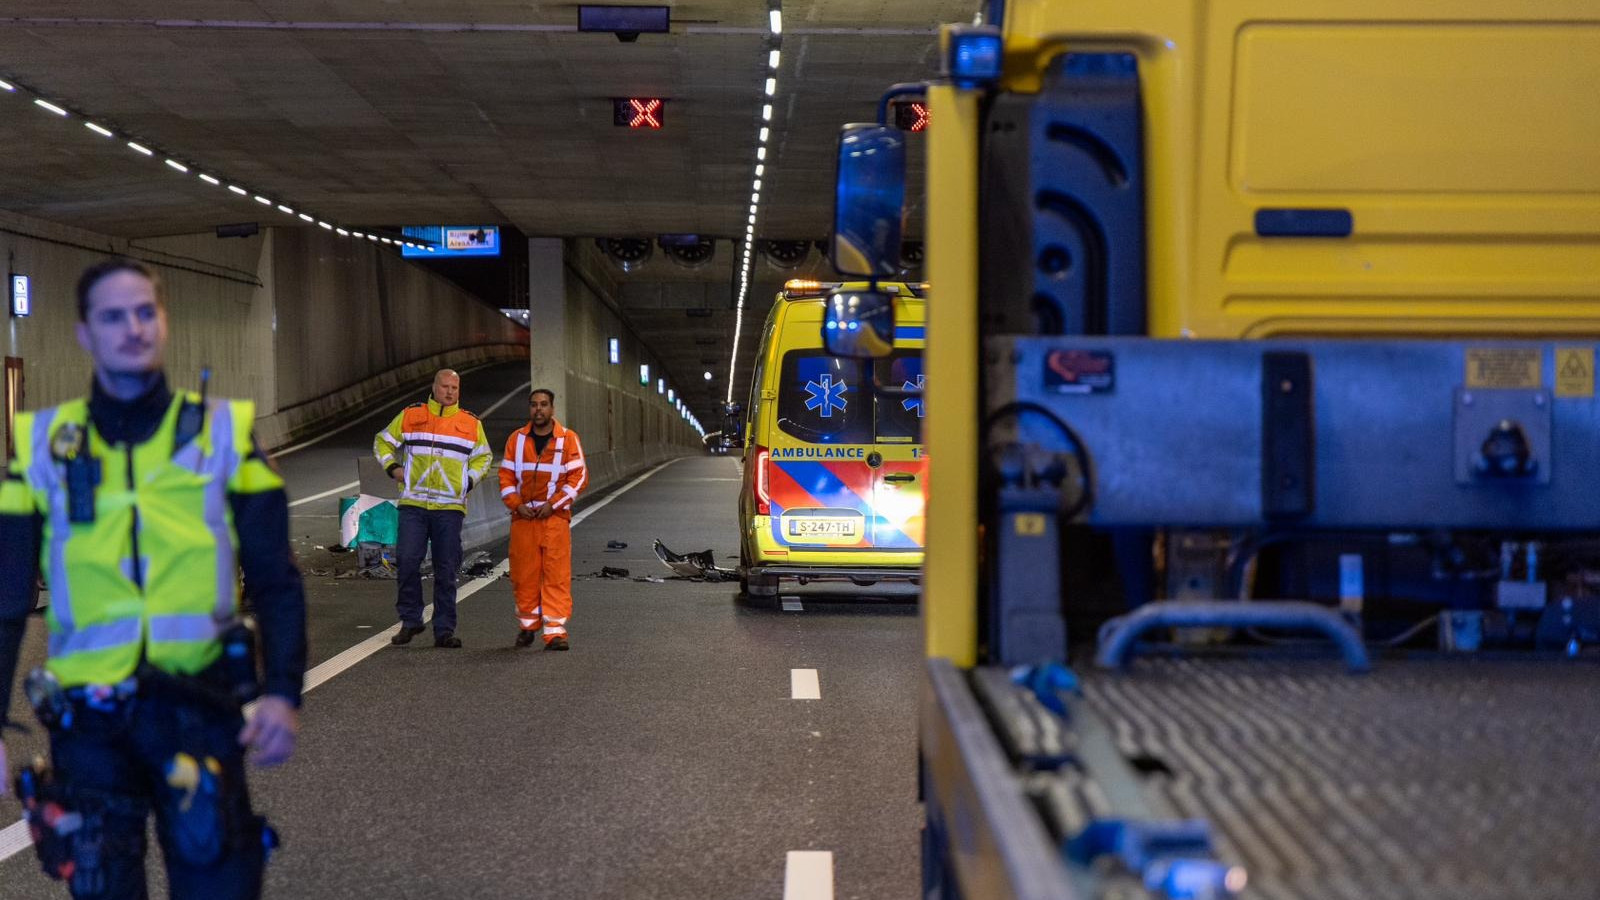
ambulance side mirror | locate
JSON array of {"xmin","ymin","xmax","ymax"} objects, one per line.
[
  {"xmin": 829, "ymin": 124, "xmax": 907, "ymax": 278},
  {"xmin": 823, "ymin": 289, "xmax": 895, "ymax": 359}
]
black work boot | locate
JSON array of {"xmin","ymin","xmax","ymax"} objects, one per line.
[
  {"xmin": 514, "ymin": 630, "xmax": 539, "ymax": 648},
  {"xmin": 545, "ymin": 637, "xmax": 569, "ymax": 652},
  {"xmin": 434, "ymin": 633, "xmax": 463, "ymax": 649},
  {"xmin": 391, "ymin": 624, "xmax": 426, "ymax": 645}
]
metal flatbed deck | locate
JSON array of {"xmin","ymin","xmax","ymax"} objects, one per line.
[{"xmin": 1076, "ymin": 658, "xmax": 1600, "ymax": 900}]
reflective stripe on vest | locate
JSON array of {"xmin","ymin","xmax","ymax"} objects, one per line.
[{"xmin": 17, "ymin": 395, "xmax": 251, "ymax": 687}]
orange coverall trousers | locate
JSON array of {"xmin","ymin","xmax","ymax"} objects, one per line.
[{"xmin": 510, "ymin": 514, "xmax": 572, "ymax": 643}]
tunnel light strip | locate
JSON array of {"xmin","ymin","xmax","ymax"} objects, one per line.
[
  {"xmin": 2, "ymin": 74, "xmax": 425, "ymax": 254},
  {"xmin": 725, "ymin": 3, "xmax": 784, "ymax": 406}
]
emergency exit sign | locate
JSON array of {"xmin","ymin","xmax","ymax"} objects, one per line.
[
  {"xmin": 614, "ymin": 98, "xmax": 665, "ymax": 129},
  {"xmin": 9, "ymin": 275, "xmax": 29, "ymax": 317}
]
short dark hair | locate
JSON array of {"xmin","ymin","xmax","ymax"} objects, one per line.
[
  {"xmin": 76, "ymin": 258, "xmax": 162, "ymax": 322},
  {"xmin": 530, "ymin": 388, "xmax": 556, "ymax": 404}
]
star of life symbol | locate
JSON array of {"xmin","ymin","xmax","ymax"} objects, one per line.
[
  {"xmin": 902, "ymin": 375, "xmax": 925, "ymax": 418},
  {"xmin": 804, "ymin": 374, "xmax": 849, "ymax": 418}
]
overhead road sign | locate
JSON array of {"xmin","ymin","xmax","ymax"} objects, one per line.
[{"xmin": 401, "ymin": 225, "xmax": 500, "ymax": 258}]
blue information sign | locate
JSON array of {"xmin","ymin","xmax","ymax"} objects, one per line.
[{"xmin": 401, "ymin": 225, "xmax": 502, "ymax": 258}]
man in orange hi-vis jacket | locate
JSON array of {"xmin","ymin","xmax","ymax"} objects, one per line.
[{"xmin": 499, "ymin": 388, "xmax": 587, "ymax": 650}]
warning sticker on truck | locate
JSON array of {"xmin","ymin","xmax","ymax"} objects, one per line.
[
  {"xmin": 1044, "ymin": 349, "xmax": 1115, "ymax": 394},
  {"xmin": 1465, "ymin": 348, "xmax": 1541, "ymax": 390},
  {"xmin": 1555, "ymin": 347, "xmax": 1594, "ymax": 398}
]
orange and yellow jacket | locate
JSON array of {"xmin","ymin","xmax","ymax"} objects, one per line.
[
  {"xmin": 498, "ymin": 420, "xmax": 587, "ymax": 520},
  {"xmin": 373, "ymin": 399, "xmax": 493, "ymax": 513}
]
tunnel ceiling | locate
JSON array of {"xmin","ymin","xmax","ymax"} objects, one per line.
[{"xmin": 0, "ymin": 0, "xmax": 965, "ymax": 421}]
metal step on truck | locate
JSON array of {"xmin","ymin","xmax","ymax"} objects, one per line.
[{"xmin": 816, "ymin": 1, "xmax": 1600, "ymax": 898}]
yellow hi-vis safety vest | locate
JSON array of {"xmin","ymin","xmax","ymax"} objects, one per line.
[
  {"xmin": 373, "ymin": 399, "xmax": 492, "ymax": 514},
  {"xmin": 1, "ymin": 394, "xmax": 280, "ymax": 687}
]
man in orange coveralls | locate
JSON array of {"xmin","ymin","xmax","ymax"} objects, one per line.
[{"xmin": 499, "ymin": 388, "xmax": 587, "ymax": 650}]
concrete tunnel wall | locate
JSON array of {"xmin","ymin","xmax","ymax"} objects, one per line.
[{"xmin": 1, "ymin": 213, "xmax": 703, "ymax": 552}]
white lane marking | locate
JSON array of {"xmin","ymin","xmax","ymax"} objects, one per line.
[
  {"xmin": 295, "ymin": 458, "xmax": 673, "ymax": 694},
  {"xmin": 0, "ymin": 455, "xmax": 675, "ymax": 865},
  {"xmin": 791, "ymin": 668, "xmax": 821, "ymax": 700},
  {"xmin": 283, "ymin": 379, "xmax": 531, "ymax": 507},
  {"xmin": 782, "ymin": 599, "xmax": 804, "ymax": 612},
  {"xmin": 570, "ymin": 458, "xmax": 677, "ymax": 528},
  {"xmin": 288, "ymin": 479, "xmax": 360, "ymax": 508},
  {"xmin": 783, "ymin": 851, "xmax": 834, "ymax": 900},
  {"xmin": 0, "ymin": 819, "xmax": 30, "ymax": 864},
  {"xmin": 297, "ymin": 561, "xmax": 508, "ymax": 694},
  {"xmin": 271, "ymin": 361, "xmax": 502, "ymax": 457},
  {"xmin": 477, "ymin": 380, "xmax": 531, "ymax": 419}
]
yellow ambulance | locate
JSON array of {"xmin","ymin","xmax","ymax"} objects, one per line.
[{"xmin": 738, "ymin": 280, "xmax": 927, "ymax": 600}]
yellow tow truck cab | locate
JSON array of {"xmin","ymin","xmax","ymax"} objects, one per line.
[{"xmin": 737, "ymin": 280, "xmax": 928, "ymax": 599}]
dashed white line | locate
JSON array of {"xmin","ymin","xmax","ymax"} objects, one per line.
[
  {"xmin": 783, "ymin": 851, "xmax": 834, "ymax": 900},
  {"xmin": 791, "ymin": 668, "xmax": 821, "ymax": 700}
]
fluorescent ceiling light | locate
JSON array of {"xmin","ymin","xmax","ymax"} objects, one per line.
[
  {"xmin": 278, "ymin": 205, "xmax": 294, "ymax": 214},
  {"xmin": 319, "ymin": 221, "xmax": 333, "ymax": 230},
  {"xmin": 769, "ymin": 50, "xmax": 780, "ymax": 68},
  {"xmin": 254, "ymin": 195, "xmax": 272, "ymax": 205},
  {"xmin": 770, "ymin": 9, "xmax": 782, "ymax": 33},
  {"xmin": 0, "ymin": 79, "xmax": 14, "ymax": 92},
  {"xmin": 199, "ymin": 174, "xmax": 220, "ymax": 185},
  {"xmin": 351, "ymin": 231, "xmax": 365, "ymax": 238},
  {"xmin": 764, "ymin": 78, "xmax": 776, "ymax": 96},
  {"xmin": 34, "ymin": 99, "xmax": 68, "ymax": 117},
  {"xmin": 128, "ymin": 142, "xmax": 154, "ymax": 156},
  {"xmin": 85, "ymin": 122, "xmax": 113, "ymax": 138},
  {"xmin": 755, "ymin": 164, "xmax": 764, "ymax": 176},
  {"xmin": 298, "ymin": 213, "xmax": 314, "ymax": 222},
  {"xmin": 336, "ymin": 228, "xmax": 349, "ymax": 236},
  {"xmin": 751, "ymin": 191, "xmax": 759, "ymax": 203},
  {"xmin": 367, "ymin": 234, "xmax": 379, "ymax": 241},
  {"xmin": 381, "ymin": 237, "xmax": 393, "ymax": 244},
  {"xmin": 757, "ymin": 147, "xmax": 767, "ymax": 160},
  {"xmin": 748, "ymin": 213, "xmax": 757, "ymax": 224},
  {"xmin": 758, "ymin": 126, "xmax": 769, "ymax": 142},
  {"xmin": 228, "ymin": 185, "xmax": 248, "ymax": 195},
  {"xmin": 762, "ymin": 104, "xmax": 772, "ymax": 121},
  {"xmin": 753, "ymin": 178, "xmax": 762, "ymax": 191},
  {"xmin": 165, "ymin": 159, "xmax": 188, "ymax": 173}
]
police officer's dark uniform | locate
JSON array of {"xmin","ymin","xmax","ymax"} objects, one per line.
[{"xmin": 0, "ymin": 368, "xmax": 307, "ymax": 898}]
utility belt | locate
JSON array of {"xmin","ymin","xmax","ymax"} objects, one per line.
[
  {"xmin": 13, "ymin": 620, "xmax": 278, "ymax": 891},
  {"xmin": 25, "ymin": 619, "xmax": 260, "ymax": 732},
  {"xmin": 13, "ymin": 754, "xmax": 280, "ymax": 892}
]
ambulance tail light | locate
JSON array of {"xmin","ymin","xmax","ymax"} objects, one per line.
[{"xmin": 754, "ymin": 445, "xmax": 772, "ymax": 515}]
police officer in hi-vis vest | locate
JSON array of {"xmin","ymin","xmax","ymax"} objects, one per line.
[{"xmin": 0, "ymin": 258, "xmax": 307, "ymax": 899}]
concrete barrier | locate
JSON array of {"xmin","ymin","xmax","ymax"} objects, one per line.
[{"xmin": 257, "ymin": 344, "xmax": 528, "ymax": 451}]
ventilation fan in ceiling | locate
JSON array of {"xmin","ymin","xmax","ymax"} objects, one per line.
[
  {"xmin": 661, "ymin": 236, "xmax": 716, "ymax": 268},
  {"xmin": 599, "ymin": 237, "xmax": 653, "ymax": 272},
  {"xmin": 761, "ymin": 239, "xmax": 812, "ymax": 269}
]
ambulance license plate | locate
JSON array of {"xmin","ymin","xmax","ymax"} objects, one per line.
[{"xmin": 789, "ymin": 518, "xmax": 858, "ymax": 537}]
